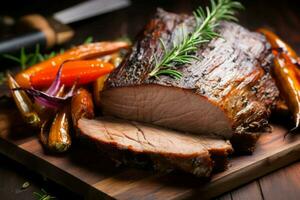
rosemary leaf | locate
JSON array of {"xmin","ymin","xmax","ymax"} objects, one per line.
[
  {"xmin": 20, "ymin": 48, "xmax": 27, "ymax": 69},
  {"xmin": 2, "ymin": 54, "xmax": 20, "ymax": 63},
  {"xmin": 84, "ymin": 36, "xmax": 94, "ymax": 44},
  {"xmin": 2, "ymin": 36, "xmax": 92, "ymax": 70},
  {"xmin": 155, "ymin": 69, "xmax": 183, "ymax": 79},
  {"xmin": 33, "ymin": 188, "xmax": 56, "ymax": 200},
  {"xmin": 59, "ymin": 48, "xmax": 65, "ymax": 54},
  {"xmin": 149, "ymin": 0, "xmax": 243, "ymax": 79},
  {"xmin": 43, "ymin": 51, "xmax": 57, "ymax": 60}
]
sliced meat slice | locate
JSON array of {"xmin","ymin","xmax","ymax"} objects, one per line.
[
  {"xmin": 101, "ymin": 9, "xmax": 279, "ymax": 152},
  {"xmin": 78, "ymin": 117, "xmax": 233, "ymax": 177}
]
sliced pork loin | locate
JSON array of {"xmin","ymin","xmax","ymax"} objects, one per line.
[
  {"xmin": 78, "ymin": 117, "xmax": 233, "ymax": 177},
  {"xmin": 100, "ymin": 9, "xmax": 279, "ymax": 152}
]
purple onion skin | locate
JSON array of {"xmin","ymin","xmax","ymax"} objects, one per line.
[{"xmin": 12, "ymin": 61, "xmax": 76, "ymax": 110}]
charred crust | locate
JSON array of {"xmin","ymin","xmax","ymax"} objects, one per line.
[{"xmin": 103, "ymin": 9, "xmax": 279, "ymax": 153}]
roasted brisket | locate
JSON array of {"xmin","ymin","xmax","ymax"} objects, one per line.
[
  {"xmin": 100, "ymin": 9, "xmax": 279, "ymax": 152},
  {"xmin": 78, "ymin": 117, "xmax": 233, "ymax": 177}
]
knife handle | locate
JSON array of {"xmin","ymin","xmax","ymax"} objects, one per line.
[
  {"xmin": 0, "ymin": 14, "xmax": 74, "ymax": 54},
  {"xmin": 0, "ymin": 28, "xmax": 47, "ymax": 54}
]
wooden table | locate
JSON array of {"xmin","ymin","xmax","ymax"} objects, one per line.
[{"xmin": 1, "ymin": 0, "xmax": 300, "ymax": 199}]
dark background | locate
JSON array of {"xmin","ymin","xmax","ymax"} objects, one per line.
[{"xmin": 1, "ymin": 0, "xmax": 300, "ymax": 199}]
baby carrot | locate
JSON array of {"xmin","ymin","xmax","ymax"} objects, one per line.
[{"xmin": 30, "ymin": 60, "xmax": 114, "ymax": 89}]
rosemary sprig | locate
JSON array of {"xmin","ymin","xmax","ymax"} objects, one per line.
[
  {"xmin": 84, "ymin": 36, "xmax": 94, "ymax": 44},
  {"xmin": 2, "ymin": 44, "xmax": 58, "ymax": 70},
  {"xmin": 33, "ymin": 188, "xmax": 56, "ymax": 200},
  {"xmin": 1, "ymin": 36, "xmax": 93, "ymax": 70},
  {"xmin": 149, "ymin": 0, "xmax": 243, "ymax": 79}
]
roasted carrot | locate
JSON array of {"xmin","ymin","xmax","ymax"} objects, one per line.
[
  {"xmin": 258, "ymin": 28, "xmax": 298, "ymax": 60},
  {"xmin": 71, "ymin": 88, "xmax": 94, "ymax": 134},
  {"xmin": 273, "ymin": 54, "xmax": 300, "ymax": 129},
  {"xmin": 92, "ymin": 52, "xmax": 124, "ymax": 106},
  {"xmin": 39, "ymin": 121, "xmax": 49, "ymax": 147},
  {"xmin": 93, "ymin": 75, "xmax": 109, "ymax": 107},
  {"xmin": 48, "ymin": 106, "xmax": 72, "ymax": 152},
  {"xmin": 258, "ymin": 28, "xmax": 300, "ymax": 130},
  {"xmin": 7, "ymin": 73, "xmax": 41, "ymax": 127},
  {"xmin": 15, "ymin": 41, "xmax": 129, "ymax": 88},
  {"xmin": 30, "ymin": 60, "xmax": 114, "ymax": 89}
]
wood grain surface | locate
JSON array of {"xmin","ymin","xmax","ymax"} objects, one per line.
[
  {"xmin": 231, "ymin": 182, "xmax": 263, "ymax": 200},
  {"xmin": 1, "ymin": 101, "xmax": 300, "ymax": 200}
]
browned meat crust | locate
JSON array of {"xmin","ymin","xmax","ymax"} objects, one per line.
[{"xmin": 101, "ymin": 9, "xmax": 279, "ymax": 152}]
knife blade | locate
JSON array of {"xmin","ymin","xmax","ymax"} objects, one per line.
[
  {"xmin": 0, "ymin": 0, "xmax": 130, "ymax": 55},
  {"xmin": 54, "ymin": 0, "xmax": 130, "ymax": 24}
]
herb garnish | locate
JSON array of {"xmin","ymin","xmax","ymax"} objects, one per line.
[
  {"xmin": 2, "ymin": 44, "xmax": 62, "ymax": 70},
  {"xmin": 84, "ymin": 36, "xmax": 94, "ymax": 44},
  {"xmin": 149, "ymin": 0, "xmax": 243, "ymax": 79},
  {"xmin": 0, "ymin": 45, "xmax": 65, "ymax": 85},
  {"xmin": 2, "ymin": 36, "xmax": 94, "ymax": 70},
  {"xmin": 33, "ymin": 188, "xmax": 56, "ymax": 200}
]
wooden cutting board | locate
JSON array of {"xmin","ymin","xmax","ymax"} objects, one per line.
[{"xmin": 0, "ymin": 102, "xmax": 300, "ymax": 200}]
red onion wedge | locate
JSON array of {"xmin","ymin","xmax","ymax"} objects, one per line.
[{"xmin": 13, "ymin": 62, "xmax": 76, "ymax": 109}]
